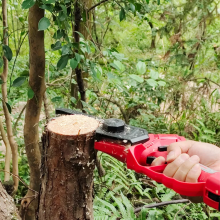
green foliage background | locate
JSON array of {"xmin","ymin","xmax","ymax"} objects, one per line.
[{"xmin": 1, "ymin": 0, "xmax": 220, "ymax": 219}]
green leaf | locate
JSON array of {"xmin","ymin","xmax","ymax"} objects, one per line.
[
  {"xmin": 3, "ymin": 45, "xmax": 13, "ymax": 61},
  {"xmin": 0, "ymin": 58, "xmax": 3, "ymax": 69},
  {"xmin": 75, "ymin": 53, "xmax": 81, "ymax": 63},
  {"xmin": 39, "ymin": 4, "xmax": 54, "ymax": 12},
  {"xmin": 70, "ymin": 97, "xmax": 77, "ymax": 104},
  {"xmin": 20, "ymin": 70, "xmax": 29, "ymax": 76},
  {"xmin": 53, "ymin": 30, "xmax": 64, "ymax": 39},
  {"xmin": 150, "ymin": 69, "xmax": 159, "ymax": 80},
  {"xmin": 12, "ymin": 77, "xmax": 26, "ymax": 87},
  {"xmin": 129, "ymin": 74, "xmax": 144, "ymax": 83},
  {"xmin": 136, "ymin": 61, "xmax": 146, "ymax": 74},
  {"xmin": 57, "ymin": 55, "xmax": 69, "ymax": 70},
  {"xmin": 0, "ymin": 79, "xmax": 3, "ymax": 84},
  {"xmin": 130, "ymin": 3, "xmax": 135, "ymax": 12},
  {"xmin": 70, "ymin": 58, "xmax": 78, "ymax": 69},
  {"xmin": 107, "ymin": 72, "xmax": 121, "ymax": 85},
  {"xmin": 38, "ymin": 17, "xmax": 50, "ymax": 31},
  {"xmin": 62, "ymin": 44, "xmax": 71, "ymax": 55},
  {"xmin": 157, "ymin": 0, "xmax": 160, "ymax": 4},
  {"xmin": 51, "ymin": 41, "xmax": 62, "ymax": 51},
  {"xmin": 51, "ymin": 96, "xmax": 62, "ymax": 103},
  {"xmin": 28, "ymin": 88, "xmax": 35, "ymax": 99},
  {"xmin": 110, "ymin": 63, "xmax": 121, "ymax": 71},
  {"xmin": 157, "ymin": 81, "xmax": 166, "ymax": 86},
  {"xmin": 147, "ymin": 78, "xmax": 158, "ymax": 87},
  {"xmin": 113, "ymin": 60, "xmax": 125, "ymax": 72},
  {"xmin": 22, "ymin": 0, "xmax": 35, "ymax": 9},
  {"xmin": 58, "ymin": 11, "xmax": 66, "ymax": 21},
  {"xmin": 71, "ymin": 79, "xmax": 77, "ymax": 84},
  {"xmin": 146, "ymin": 0, "xmax": 149, "ymax": 4},
  {"xmin": 42, "ymin": 0, "xmax": 55, "ymax": 3},
  {"xmin": 60, "ymin": 5, "xmax": 67, "ymax": 15},
  {"xmin": 119, "ymin": 8, "xmax": 126, "ymax": 21},
  {"xmin": 6, "ymin": 103, "xmax": 11, "ymax": 114},
  {"xmin": 75, "ymin": 31, "xmax": 85, "ymax": 39},
  {"xmin": 203, "ymin": 129, "xmax": 215, "ymax": 135}
]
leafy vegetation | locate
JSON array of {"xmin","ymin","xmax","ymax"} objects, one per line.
[{"xmin": 1, "ymin": 0, "xmax": 220, "ymax": 219}]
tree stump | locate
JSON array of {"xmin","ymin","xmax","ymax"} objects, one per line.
[{"xmin": 37, "ymin": 115, "xmax": 99, "ymax": 220}]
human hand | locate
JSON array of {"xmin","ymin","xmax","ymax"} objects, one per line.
[{"xmin": 152, "ymin": 140, "xmax": 220, "ymax": 183}]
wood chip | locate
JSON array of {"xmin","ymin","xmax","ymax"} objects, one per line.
[{"xmin": 47, "ymin": 115, "xmax": 99, "ymax": 136}]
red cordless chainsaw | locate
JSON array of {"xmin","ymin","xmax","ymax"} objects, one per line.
[{"xmin": 56, "ymin": 108, "xmax": 220, "ymax": 211}]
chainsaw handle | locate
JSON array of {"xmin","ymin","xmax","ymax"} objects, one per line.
[{"xmin": 127, "ymin": 144, "xmax": 220, "ymax": 210}]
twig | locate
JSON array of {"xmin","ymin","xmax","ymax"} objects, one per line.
[
  {"xmin": 174, "ymin": 202, "xmax": 192, "ymax": 220},
  {"xmin": 88, "ymin": 0, "xmax": 110, "ymax": 12},
  {"xmin": 96, "ymin": 93, "xmax": 129, "ymax": 123},
  {"xmin": 8, "ymin": 31, "xmax": 29, "ymax": 93},
  {"xmin": 13, "ymin": 104, "xmax": 27, "ymax": 134},
  {"xmin": 0, "ymin": 169, "xmax": 38, "ymax": 195},
  {"xmin": 134, "ymin": 199, "xmax": 190, "ymax": 213}
]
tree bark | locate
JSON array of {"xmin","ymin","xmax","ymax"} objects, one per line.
[
  {"xmin": 37, "ymin": 115, "xmax": 98, "ymax": 220},
  {"xmin": 43, "ymin": 92, "xmax": 50, "ymax": 123},
  {"xmin": 20, "ymin": 5, "xmax": 46, "ymax": 220},
  {"xmin": 0, "ymin": 117, "xmax": 11, "ymax": 182},
  {"xmin": 71, "ymin": 0, "xmax": 93, "ymax": 109},
  {"xmin": 1, "ymin": 0, "xmax": 19, "ymax": 192},
  {"xmin": 0, "ymin": 181, "xmax": 21, "ymax": 220}
]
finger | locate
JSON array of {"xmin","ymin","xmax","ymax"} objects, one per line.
[
  {"xmin": 151, "ymin": 156, "xmax": 165, "ymax": 166},
  {"xmin": 167, "ymin": 141, "xmax": 194, "ymax": 163},
  {"xmin": 164, "ymin": 153, "xmax": 189, "ymax": 177},
  {"xmin": 173, "ymin": 155, "xmax": 200, "ymax": 182},
  {"xmin": 185, "ymin": 164, "xmax": 201, "ymax": 183}
]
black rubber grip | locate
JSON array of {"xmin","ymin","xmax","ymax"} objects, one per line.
[
  {"xmin": 158, "ymin": 146, "xmax": 168, "ymax": 152},
  {"xmin": 146, "ymin": 156, "xmax": 156, "ymax": 164}
]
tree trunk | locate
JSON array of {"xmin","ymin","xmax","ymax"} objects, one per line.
[
  {"xmin": 37, "ymin": 115, "xmax": 98, "ymax": 220},
  {"xmin": 20, "ymin": 5, "xmax": 46, "ymax": 220},
  {"xmin": 0, "ymin": 117, "xmax": 11, "ymax": 182},
  {"xmin": 0, "ymin": 181, "xmax": 21, "ymax": 220},
  {"xmin": 1, "ymin": 0, "xmax": 19, "ymax": 192},
  {"xmin": 71, "ymin": 0, "xmax": 93, "ymax": 109}
]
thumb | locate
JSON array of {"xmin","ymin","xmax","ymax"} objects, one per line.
[{"xmin": 167, "ymin": 141, "xmax": 194, "ymax": 163}]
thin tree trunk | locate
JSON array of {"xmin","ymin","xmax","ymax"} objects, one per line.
[
  {"xmin": 71, "ymin": 0, "xmax": 92, "ymax": 109},
  {"xmin": 0, "ymin": 117, "xmax": 11, "ymax": 182},
  {"xmin": 20, "ymin": 5, "xmax": 46, "ymax": 220},
  {"xmin": 37, "ymin": 115, "xmax": 98, "ymax": 220},
  {"xmin": 1, "ymin": 0, "xmax": 19, "ymax": 193}
]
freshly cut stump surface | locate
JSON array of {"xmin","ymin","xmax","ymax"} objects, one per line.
[{"xmin": 37, "ymin": 115, "xmax": 99, "ymax": 220}]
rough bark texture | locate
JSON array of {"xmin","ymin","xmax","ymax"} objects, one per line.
[
  {"xmin": 37, "ymin": 116, "xmax": 97, "ymax": 220},
  {"xmin": 20, "ymin": 5, "xmax": 45, "ymax": 220},
  {"xmin": 1, "ymin": 0, "xmax": 19, "ymax": 192},
  {"xmin": 0, "ymin": 181, "xmax": 21, "ymax": 220}
]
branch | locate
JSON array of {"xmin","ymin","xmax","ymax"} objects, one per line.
[
  {"xmin": 8, "ymin": 31, "xmax": 28, "ymax": 93},
  {"xmin": 13, "ymin": 104, "xmax": 27, "ymax": 134},
  {"xmin": 88, "ymin": 0, "xmax": 110, "ymax": 12},
  {"xmin": 134, "ymin": 199, "xmax": 190, "ymax": 213},
  {"xmin": 0, "ymin": 117, "xmax": 11, "ymax": 181},
  {"xmin": 96, "ymin": 93, "xmax": 129, "ymax": 123}
]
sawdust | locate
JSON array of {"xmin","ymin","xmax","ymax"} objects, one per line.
[{"xmin": 47, "ymin": 115, "xmax": 99, "ymax": 136}]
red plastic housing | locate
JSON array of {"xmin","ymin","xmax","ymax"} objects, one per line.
[{"xmin": 94, "ymin": 134, "xmax": 220, "ymax": 210}]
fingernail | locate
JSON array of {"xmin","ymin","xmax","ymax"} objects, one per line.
[
  {"xmin": 167, "ymin": 151, "xmax": 175, "ymax": 162},
  {"xmin": 189, "ymin": 155, "xmax": 200, "ymax": 163}
]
